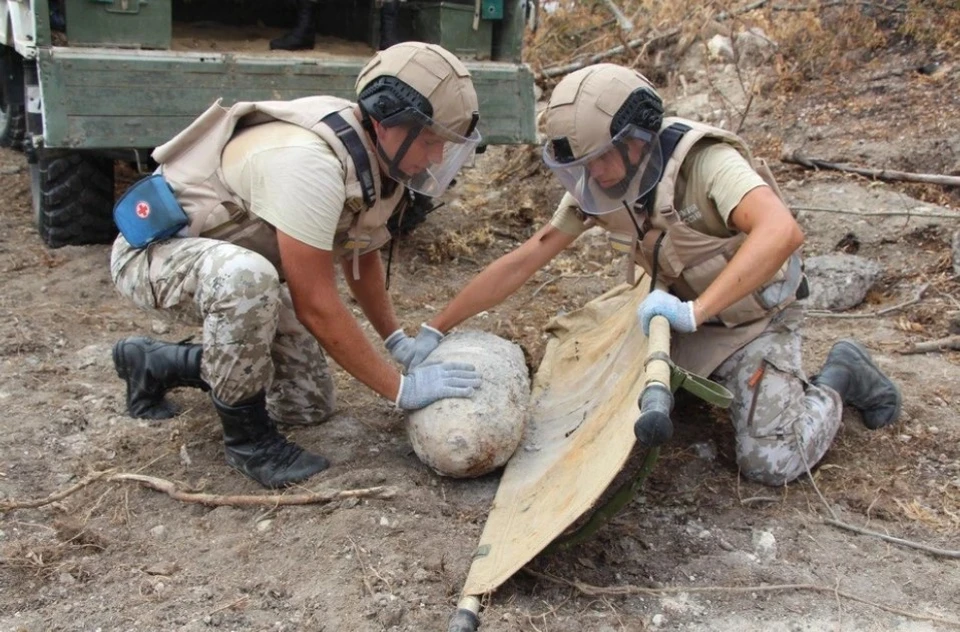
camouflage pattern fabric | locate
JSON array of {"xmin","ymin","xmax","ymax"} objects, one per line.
[
  {"xmin": 710, "ymin": 303, "xmax": 842, "ymax": 486},
  {"xmin": 111, "ymin": 236, "xmax": 335, "ymax": 425}
]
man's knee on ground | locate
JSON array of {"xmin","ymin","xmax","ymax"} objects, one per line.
[{"xmin": 736, "ymin": 442, "xmax": 807, "ymax": 487}]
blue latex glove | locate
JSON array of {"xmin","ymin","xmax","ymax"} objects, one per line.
[
  {"xmin": 637, "ymin": 289, "xmax": 697, "ymax": 335},
  {"xmin": 384, "ymin": 324, "xmax": 444, "ymax": 372},
  {"xmin": 396, "ymin": 361, "xmax": 482, "ymax": 410}
]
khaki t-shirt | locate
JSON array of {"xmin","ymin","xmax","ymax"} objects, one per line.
[
  {"xmin": 221, "ymin": 120, "xmax": 346, "ymax": 251},
  {"xmin": 550, "ymin": 140, "xmax": 767, "ymax": 237}
]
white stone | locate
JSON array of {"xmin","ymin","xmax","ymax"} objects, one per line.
[
  {"xmin": 706, "ymin": 34, "xmax": 735, "ymax": 62},
  {"xmin": 406, "ymin": 331, "xmax": 529, "ymax": 478},
  {"xmin": 151, "ymin": 319, "xmax": 171, "ymax": 335},
  {"xmin": 753, "ymin": 529, "xmax": 777, "ymax": 562}
]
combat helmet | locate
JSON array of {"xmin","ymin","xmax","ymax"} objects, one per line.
[
  {"xmin": 356, "ymin": 42, "xmax": 481, "ymax": 196},
  {"xmin": 542, "ymin": 63, "xmax": 665, "ymax": 216}
]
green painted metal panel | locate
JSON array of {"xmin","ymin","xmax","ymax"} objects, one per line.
[
  {"xmin": 412, "ymin": 2, "xmax": 492, "ymax": 61},
  {"xmin": 481, "ymin": 0, "xmax": 504, "ymax": 20},
  {"xmin": 492, "ymin": 0, "xmax": 525, "ymax": 63},
  {"xmin": 64, "ymin": 0, "xmax": 172, "ymax": 49},
  {"xmin": 37, "ymin": 49, "xmax": 536, "ymax": 149}
]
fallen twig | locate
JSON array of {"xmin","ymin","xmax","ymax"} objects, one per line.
[
  {"xmin": 823, "ymin": 519, "xmax": 960, "ymax": 559},
  {"xmin": 899, "ymin": 335, "xmax": 960, "ymax": 355},
  {"xmin": 807, "ymin": 283, "xmax": 929, "ymax": 319},
  {"xmin": 0, "ymin": 470, "xmax": 397, "ymax": 511},
  {"xmin": 525, "ymin": 570, "xmax": 960, "ymax": 627},
  {"xmin": 783, "ymin": 150, "xmax": 960, "ymax": 187},
  {"xmin": 771, "ymin": 1, "xmax": 906, "ymax": 12},
  {"xmin": 110, "ymin": 473, "xmax": 397, "ymax": 507},
  {"xmin": 599, "ymin": 0, "xmax": 633, "ymax": 31},
  {"xmin": 539, "ymin": 28, "xmax": 681, "ymax": 78},
  {"xmin": 791, "ymin": 206, "xmax": 960, "ymax": 220},
  {"xmin": 527, "ymin": 273, "xmax": 593, "ymax": 302},
  {"xmin": 349, "ymin": 537, "xmax": 377, "ymax": 598},
  {"xmin": 0, "ymin": 469, "xmax": 116, "ymax": 511}
]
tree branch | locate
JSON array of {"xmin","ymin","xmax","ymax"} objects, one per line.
[
  {"xmin": 791, "ymin": 206, "xmax": 960, "ymax": 220},
  {"xmin": 899, "ymin": 335, "xmax": 960, "ymax": 355},
  {"xmin": 0, "ymin": 470, "xmax": 397, "ymax": 512},
  {"xmin": 783, "ymin": 150, "xmax": 960, "ymax": 187}
]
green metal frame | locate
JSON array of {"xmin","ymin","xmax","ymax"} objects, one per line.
[
  {"xmin": 36, "ymin": 48, "xmax": 537, "ymax": 149},
  {"xmin": 25, "ymin": 0, "xmax": 536, "ymax": 150}
]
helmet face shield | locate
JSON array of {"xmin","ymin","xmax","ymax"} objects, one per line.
[
  {"xmin": 373, "ymin": 106, "xmax": 481, "ymax": 197},
  {"xmin": 543, "ymin": 124, "xmax": 663, "ymax": 216}
]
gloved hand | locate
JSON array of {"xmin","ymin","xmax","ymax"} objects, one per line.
[
  {"xmin": 395, "ymin": 361, "xmax": 482, "ymax": 411},
  {"xmin": 637, "ymin": 289, "xmax": 697, "ymax": 335},
  {"xmin": 384, "ymin": 324, "xmax": 444, "ymax": 372}
]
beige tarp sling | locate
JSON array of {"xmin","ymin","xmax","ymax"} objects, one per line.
[{"xmin": 461, "ymin": 279, "xmax": 654, "ymax": 596}]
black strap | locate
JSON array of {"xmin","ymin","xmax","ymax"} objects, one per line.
[
  {"xmin": 649, "ymin": 231, "xmax": 666, "ymax": 293},
  {"xmin": 659, "ymin": 122, "xmax": 692, "ymax": 165},
  {"xmin": 320, "ymin": 111, "xmax": 377, "ymax": 207},
  {"xmin": 633, "ymin": 121, "xmax": 692, "ymax": 218}
]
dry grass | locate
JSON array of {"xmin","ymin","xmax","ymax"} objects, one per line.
[{"xmin": 524, "ymin": 0, "xmax": 957, "ymax": 95}]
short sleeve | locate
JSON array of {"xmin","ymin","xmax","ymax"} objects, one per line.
[
  {"xmin": 243, "ymin": 142, "xmax": 346, "ymax": 251},
  {"xmin": 688, "ymin": 142, "xmax": 767, "ymax": 228}
]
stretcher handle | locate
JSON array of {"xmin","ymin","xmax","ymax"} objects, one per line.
[{"xmin": 635, "ymin": 314, "xmax": 674, "ymax": 446}]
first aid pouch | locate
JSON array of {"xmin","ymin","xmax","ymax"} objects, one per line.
[{"xmin": 113, "ymin": 174, "xmax": 188, "ymax": 248}]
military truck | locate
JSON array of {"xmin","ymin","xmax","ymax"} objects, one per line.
[{"xmin": 0, "ymin": 0, "xmax": 536, "ymax": 247}]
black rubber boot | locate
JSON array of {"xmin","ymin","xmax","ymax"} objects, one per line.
[
  {"xmin": 113, "ymin": 336, "xmax": 208, "ymax": 420},
  {"xmin": 379, "ymin": 0, "xmax": 401, "ymax": 50},
  {"xmin": 214, "ymin": 391, "xmax": 329, "ymax": 489},
  {"xmin": 270, "ymin": 0, "xmax": 317, "ymax": 51},
  {"xmin": 812, "ymin": 339, "xmax": 902, "ymax": 429}
]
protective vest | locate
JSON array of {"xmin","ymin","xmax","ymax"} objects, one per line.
[
  {"xmin": 151, "ymin": 96, "xmax": 407, "ymax": 277},
  {"xmin": 591, "ymin": 117, "xmax": 803, "ymax": 329}
]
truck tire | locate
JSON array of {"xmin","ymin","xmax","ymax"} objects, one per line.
[
  {"xmin": 31, "ymin": 152, "xmax": 118, "ymax": 248},
  {"xmin": 0, "ymin": 46, "xmax": 26, "ymax": 150}
]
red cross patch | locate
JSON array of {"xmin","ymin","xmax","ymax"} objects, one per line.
[{"xmin": 135, "ymin": 201, "xmax": 150, "ymax": 219}]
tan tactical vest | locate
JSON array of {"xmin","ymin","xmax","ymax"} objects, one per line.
[
  {"xmin": 151, "ymin": 96, "xmax": 406, "ymax": 278},
  {"xmin": 592, "ymin": 118, "xmax": 802, "ymax": 329}
]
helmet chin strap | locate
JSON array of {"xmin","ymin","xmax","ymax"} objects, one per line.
[
  {"xmin": 598, "ymin": 144, "xmax": 641, "ymax": 199},
  {"xmin": 377, "ymin": 125, "xmax": 423, "ymax": 182}
]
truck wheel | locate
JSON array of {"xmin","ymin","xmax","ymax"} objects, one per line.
[
  {"xmin": 31, "ymin": 151, "xmax": 118, "ymax": 248},
  {"xmin": 0, "ymin": 46, "xmax": 26, "ymax": 150}
]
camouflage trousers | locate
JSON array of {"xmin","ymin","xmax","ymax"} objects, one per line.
[
  {"xmin": 710, "ymin": 304, "xmax": 842, "ymax": 486},
  {"xmin": 111, "ymin": 236, "xmax": 335, "ymax": 425}
]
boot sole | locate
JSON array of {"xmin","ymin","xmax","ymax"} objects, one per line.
[{"xmin": 833, "ymin": 339, "xmax": 902, "ymax": 428}]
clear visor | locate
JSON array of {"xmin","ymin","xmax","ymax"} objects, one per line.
[
  {"xmin": 378, "ymin": 107, "xmax": 482, "ymax": 197},
  {"xmin": 542, "ymin": 124, "xmax": 663, "ymax": 216}
]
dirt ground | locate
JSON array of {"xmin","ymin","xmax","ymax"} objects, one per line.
[{"xmin": 3, "ymin": 11, "xmax": 960, "ymax": 632}]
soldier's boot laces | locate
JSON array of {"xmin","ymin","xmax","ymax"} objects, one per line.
[
  {"xmin": 270, "ymin": 0, "xmax": 317, "ymax": 50},
  {"xmin": 813, "ymin": 339, "xmax": 902, "ymax": 429},
  {"xmin": 113, "ymin": 336, "xmax": 208, "ymax": 420},
  {"xmin": 214, "ymin": 391, "xmax": 329, "ymax": 489}
]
